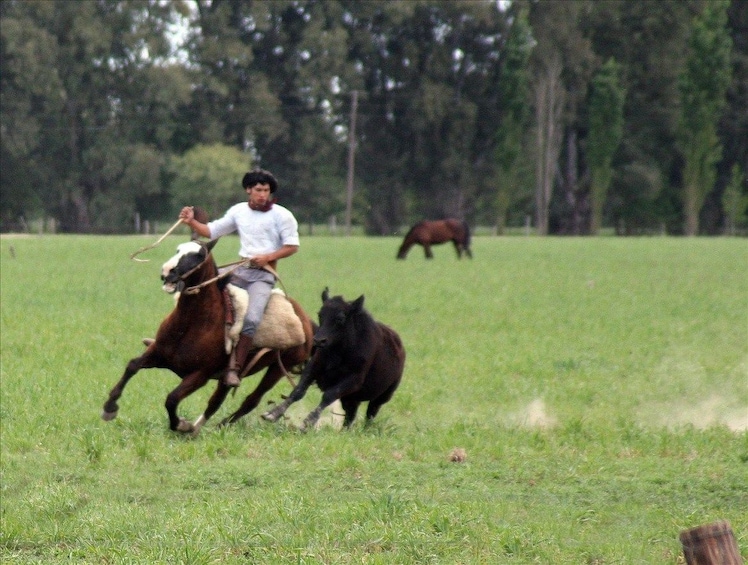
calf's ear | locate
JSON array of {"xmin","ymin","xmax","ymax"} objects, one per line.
[
  {"xmin": 322, "ymin": 287, "xmax": 330, "ymax": 302},
  {"xmin": 351, "ymin": 295, "xmax": 365, "ymax": 312}
]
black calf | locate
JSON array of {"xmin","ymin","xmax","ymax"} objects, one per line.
[{"xmin": 263, "ymin": 288, "xmax": 406, "ymax": 430}]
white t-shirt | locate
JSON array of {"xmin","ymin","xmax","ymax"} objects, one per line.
[{"xmin": 207, "ymin": 202, "xmax": 299, "ymax": 258}]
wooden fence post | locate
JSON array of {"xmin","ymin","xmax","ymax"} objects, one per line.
[{"xmin": 680, "ymin": 520, "xmax": 743, "ymax": 565}]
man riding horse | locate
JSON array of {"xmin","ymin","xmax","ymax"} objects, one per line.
[{"xmin": 179, "ymin": 169, "xmax": 300, "ymax": 388}]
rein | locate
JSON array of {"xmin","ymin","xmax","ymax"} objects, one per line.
[{"xmin": 183, "ymin": 258, "xmax": 285, "ymax": 295}]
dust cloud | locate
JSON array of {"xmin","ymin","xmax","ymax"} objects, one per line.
[
  {"xmin": 649, "ymin": 395, "xmax": 748, "ymax": 432},
  {"xmin": 511, "ymin": 398, "xmax": 557, "ymax": 429}
]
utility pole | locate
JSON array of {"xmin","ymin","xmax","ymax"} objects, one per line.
[{"xmin": 345, "ymin": 89, "xmax": 358, "ymax": 236}]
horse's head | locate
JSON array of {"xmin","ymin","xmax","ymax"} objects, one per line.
[{"xmin": 161, "ymin": 239, "xmax": 218, "ymax": 294}]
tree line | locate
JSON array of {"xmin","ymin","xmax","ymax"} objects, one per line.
[{"xmin": 1, "ymin": 0, "xmax": 745, "ymax": 235}]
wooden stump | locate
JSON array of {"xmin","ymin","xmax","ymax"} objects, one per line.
[{"xmin": 680, "ymin": 520, "xmax": 743, "ymax": 565}]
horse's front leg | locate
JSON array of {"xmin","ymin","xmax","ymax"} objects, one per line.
[
  {"xmin": 423, "ymin": 243, "xmax": 433, "ymax": 259},
  {"xmin": 102, "ymin": 355, "xmax": 148, "ymax": 421},
  {"xmin": 165, "ymin": 372, "xmax": 211, "ymax": 433},
  {"xmin": 188, "ymin": 379, "xmax": 232, "ymax": 436},
  {"xmin": 220, "ymin": 363, "xmax": 286, "ymax": 427}
]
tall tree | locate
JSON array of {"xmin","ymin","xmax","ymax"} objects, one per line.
[
  {"xmin": 678, "ymin": 0, "xmax": 733, "ymax": 235},
  {"xmin": 587, "ymin": 58, "xmax": 625, "ymax": 234},
  {"xmin": 189, "ymin": 1, "xmax": 351, "ymax": 220},
  {"xmin": 588, "ymin": 0, "xmax": 698, "ymax": 234},
  {"xmin": 0, "ymin": 0, "xmax": 191, "ymax": 232},
  {"xmin": 532, "ymin": 53, "xmax": 564, "ymax": 235},
  {"xmin": 712, "ymin": 0, "xmax": 748, "ymax": 234},
  {"xmin": 0, "ymin": 1, "xmax": 63, "ymax": 229},
  {"xmin": 527, "ymin": 0, "xmax": 595, "ymax": 235},
  {"xmin": 491, "ymin": 5, "xmax": 532, "ymax": 234},
  {"xmin": 721, "ymin": 163, "xmax": 747, "ymax": 234}
]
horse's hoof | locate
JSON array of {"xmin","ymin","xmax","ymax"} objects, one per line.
[
  {"xmin": 101, "ymin": 410, "xmax": 118, "ymax": 421},
  {"xmin": 176, "ymin": 419, "xmax": 194, "ymax": 433},
  {"xmin": 261, "ymin": 411, "xmax": 278, "ymax": 422}
]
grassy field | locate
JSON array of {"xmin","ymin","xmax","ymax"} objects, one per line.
[{"xmin": 1, "ymin": 233, "xmax": 746, "ymax": 564}]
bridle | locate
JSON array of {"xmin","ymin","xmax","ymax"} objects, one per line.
[
  {"xmin": 176, "ymin": 249, "xmax": 215, "ymax": 284},
  {"xmin": 182, "ymin": 256, "xmax": 284, "ymax": 295}
]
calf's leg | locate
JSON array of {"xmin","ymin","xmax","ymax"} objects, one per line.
[
  {"xmin": 365, "ymin": 377, "xmax": 401, "ymax": 421},
  {"xmin": 300, "ymin": 377, "xmax": 363, "ymax": 431},
  {"xmin": 262, "ymin": 362, "xmax": 316, "ymax": 423},
  {"xmin": 340, "ymin": 398, "xmax": 361, "ymax": 428}
]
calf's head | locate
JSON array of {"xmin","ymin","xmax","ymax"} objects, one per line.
[{"xmin": 313, "ymin": 287, "xmax": 365, "ymax": 348}]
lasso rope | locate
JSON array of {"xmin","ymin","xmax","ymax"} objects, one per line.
[{"xmin": 130, "ymin": 218, "xmax": 185, "ymax": 262}]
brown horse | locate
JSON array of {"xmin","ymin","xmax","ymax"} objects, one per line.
[
  {"xmin": 396, "ymin": 219, "xmax": 472, "ymax": 260},
  {"xmin": 101, "ymin": 238, "xmax": 314, "ymax": 435}
]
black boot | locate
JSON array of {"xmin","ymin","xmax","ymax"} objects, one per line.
[{"xmin": 225, "ymin": 334, "xmax": 254, "ymax": 387}]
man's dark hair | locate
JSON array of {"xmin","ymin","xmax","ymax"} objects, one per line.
[{"xmin": 242, "ymin": 169, "xmax": 278, "ymax": 193}]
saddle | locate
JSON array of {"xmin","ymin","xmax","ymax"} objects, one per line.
[{"xmin": 223, "ymin": 286, "xmax": 305, "ymax": 354}]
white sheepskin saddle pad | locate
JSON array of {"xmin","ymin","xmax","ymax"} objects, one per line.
[{"xmin": 225, "ymin": 286, "xmax": 305, "ymax": 353}]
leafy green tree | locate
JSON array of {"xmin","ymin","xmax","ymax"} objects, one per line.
[
  {"xmin": 0, "ymin": 1, "xmax": 65, "ymax": 229},
  {"xmin": 715, "ymin": 0, "xmax": 748, "ymax": 234},
  {"xmin": 491, "ymin": 6, "xmax": 533, "ymax": 234},
  {"xmin": 528, "ymin": 0, "xmax": 596, "ymax": 235},
  {"xmin": 587, "ymin": 58, "xmax": 625, "ymax": 234},
  {"xmin": 721, "ymin": 163, "xmax": 747, "ymax": 234},
  {"xmin": 0, "ymin": 0, "xmax": 191, "ymax": 232},
  {"xmin": 678, "ymin": 0, "xmax": 733, "ymax": 235},
  {"xmin": 188, "ymin": 1, "xmax": 351, "ymax": 222},
  {"xmin": 3, "ymin": 0, "xmax": 747, "ymax": 236},
  {"xmin": 587, "ymin": 0, "xmax": 697, "ymax": 234},
  {"xmin": 169, "ymin": 144, "xmax": 252, "ymax": 218}
]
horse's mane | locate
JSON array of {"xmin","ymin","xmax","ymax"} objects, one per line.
[{"xmin": 403, "ymin": 219, "xmax": 430, "ymax": 238}]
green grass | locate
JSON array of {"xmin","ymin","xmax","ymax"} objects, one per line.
[{"xmin": 1, "ymin": 234, "xmax": 746, "ymax": 564}]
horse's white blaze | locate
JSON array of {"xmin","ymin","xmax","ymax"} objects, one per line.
[{"xmin": 161, "ymin": 241, "xmax": 202, "ymax": 293}]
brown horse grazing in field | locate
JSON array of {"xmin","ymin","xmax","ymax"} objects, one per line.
[
  {"xmin": 396, "ymin": 218, "xmax": 472, "ymax": 259},
  {"xmin": 101, "ymin": 239, "xmax": 315, "ymax": 435}
]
